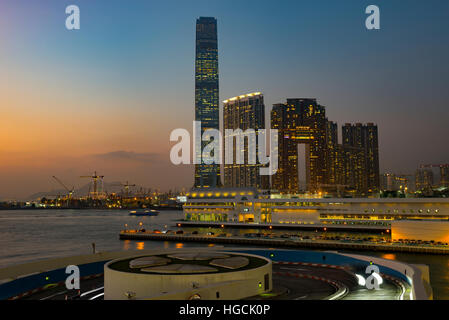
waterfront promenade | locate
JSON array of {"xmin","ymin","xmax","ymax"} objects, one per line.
[{"xmin": 119, "ymin": 230, "xmax": 449, "ymax": 255}]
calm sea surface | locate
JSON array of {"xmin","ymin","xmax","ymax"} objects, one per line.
[{"xmin": 1, "ymin": 209, "xmax": 448, "ymax": 299}]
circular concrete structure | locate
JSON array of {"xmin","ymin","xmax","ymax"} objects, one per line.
[{"xmin": 104, "ymin": 251, "xmax": 272, "ymax": 300}]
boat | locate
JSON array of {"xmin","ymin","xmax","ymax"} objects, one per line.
[{"xmin": 129, "ymin": 209, "xmax": 159, "ymax": 216}]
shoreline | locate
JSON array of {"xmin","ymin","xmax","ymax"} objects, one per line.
[
  {"xmin": 119, "ymin": 231, "xmax": 449, "ymax": 255},
  {"xmin": 0, "ymin": 207, "xmax": 183, "ymax": 211}
]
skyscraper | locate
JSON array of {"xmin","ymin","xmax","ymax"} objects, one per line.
[
  {"xmin": 439, "ymin": 165, "xmax": 449, "ymax": 188},
  {"xmin": 194, "ymin": 17, "xmax": 221, "ymax": 188},
  {"xmin": 325, "ymin": 120, "xmax": 340, "ymax": 185},
  {"xmin": 223, "ymin": 92, "xmax": 268, "ymax": 189},
  {"xmin": 364, "ymin": 123, "xmax": 380, "ymax": 193},
  {"xmin": 342, "ymin": 123, "xmax": 368, "ymax": 194},
  {"xmin": 271, "ymin": 99, "xmax": 327, "ymax": 194},
  {"xmin": 415, "ymin": 168, "xmax": 434, "ymax": 191},
  {"xmin": 342, "ymin": 123, "xmax": 380, "ymax": 194},
  {"xmin": 301, "ymin": 100, "xmax": 327, "ymax": 191}
]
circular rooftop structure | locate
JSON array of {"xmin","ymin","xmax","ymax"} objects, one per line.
[{"xmin": 104, "ymin": 251, "xmax": 272, "ymax": 300}]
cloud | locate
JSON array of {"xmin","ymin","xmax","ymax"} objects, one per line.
[{"xmin": 91, "ymin": 151, "xmax": 162, "ymax": 163}]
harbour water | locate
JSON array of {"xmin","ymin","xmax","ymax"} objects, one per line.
[
  {"xmin": 0, "ymin": 209, "xmax": 192, "ymax": 268},
  {"xmin": 1, "ymin": 209, "xmax": 448, "ymax": 299}
]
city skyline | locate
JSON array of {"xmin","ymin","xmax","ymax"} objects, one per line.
[{"xmin": 1, "ymin": 0, "xmax": 449, "ymax": 199}]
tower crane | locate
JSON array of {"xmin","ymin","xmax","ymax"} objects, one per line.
[
  {"xmin": 80, "ymin": 171, "xmax": 104, "ymax": 199},
  {"xmin": 52, "ymin": 176, "xmax": 75, "ymax": 206},
  {"xmin": 52, "ymin": 176, "xmax": 74, "ymax": 199},
  {"xmin": 122, "ymin": 181, "xmax": 136, "ymax": 197},
  {"xmin": 110, "ymin": 181, "xmax": 136, "ymax": 197}
]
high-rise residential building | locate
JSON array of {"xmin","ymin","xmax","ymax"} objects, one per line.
[
  {"xmin": 381, "ymin": 173, "xmax": 394, "ymax": 191},
  {"xmin": 271, "ymin": 99, "xmax": 327, "ymax": 194},
  {"xmin": 270, "ymin": 99, "xmax": 380, "ymax": 196},
  {"xmin": 223, "ymin": 92, "xmax": 269, "ymax": 189},
  {"xmin": 194, "ymin": 17, "xmax": 221, "ymax": 188},
  {"xmin": 415, "ymin": 168, "xmax": 434, "ymax": 191},
  {"xmin": 439, "ymin": 165, "xmax": 449, "ymax": 188},
  {"xmin": 325, "ymin": 120, "xmax": 339, "ymax": 185},
  {"xmin": 381, "ymin": 173, "xmax": 411, "ymax": 191},
  {"xmin": 302, "ymin": 100, "xmax": 327, "ymax": 191},
  {"xmin": 341, "ymin": 123, "xmax": 380, "ymax": 194},
  {"xmin": 342, "ymin": 123, "xmax": 367, "ymax": 193},
  {"xmin": 271, "ymin": 102, "xmax": 301, "ymax": 193},
  {"xmin": 364, "ymin": 123, "xmax": 380, "ymax": 193},
  {"xmin": 325, "ymin": 120, "xmax": 349, "ymax": 191}
]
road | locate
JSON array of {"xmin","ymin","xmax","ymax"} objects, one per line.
[{"xmin": 22, "ymin": 276, "xmax": 105, "ymax": 301}]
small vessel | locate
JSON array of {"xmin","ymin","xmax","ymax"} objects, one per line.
[{"xmin": 129, "ymin": 209, "xmax": 159, "ymax": 216}]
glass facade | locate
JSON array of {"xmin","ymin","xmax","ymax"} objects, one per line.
[
  {"xmin": 194, "ymin": 17, "xmax": 221, "ymax": 188},
  {"xmin": 223, "ymin": 93, "xmax": 269, "ymax": 189}
]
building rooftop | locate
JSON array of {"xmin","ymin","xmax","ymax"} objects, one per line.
[{"xmin": 223, "ymin": 92, "xmax": 262, "ymax": 104}]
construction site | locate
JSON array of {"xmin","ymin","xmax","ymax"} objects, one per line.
[
  {"xmin": 381, "ymin": 164, "xmax": 449, "ymax": 198},
  {"xmin": 0, "ymin": 171, "xmax": 184, "ymax": 210},
  {"xmin": 1, "ymin": 163, "xmax": 447, "ymax": 211}
]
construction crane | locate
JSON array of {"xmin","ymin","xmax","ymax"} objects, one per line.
[
  {"xmin": 122, "ymin": 181, "xmax": 136, "ymax": 197},
  {"xmin": 419, "ymin": 164, "xmax": 449, "ymax": 187},
  {"xmin": 110, "ymin": 181, "xmax": 136, "ymax": 197},
  {"xmin": 80, "ymin": 171, "xmax": 104, "ymax": 199},
  {"xmin": 52, "ymin": 176, "xmax": 75, "ymax": 200}
]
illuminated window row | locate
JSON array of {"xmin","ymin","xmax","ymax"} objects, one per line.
[{"xmin": 363, "ymin": 208, "xmax": 440, "ymax": 214}]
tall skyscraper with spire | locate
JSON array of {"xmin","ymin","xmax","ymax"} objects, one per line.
[{"xmin": 194, "ymin": 17, "xmax": 221, "ymax": 188}]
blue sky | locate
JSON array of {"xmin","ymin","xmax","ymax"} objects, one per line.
[{"xmin": 1, "ymin": 0, "xmax": 449, "ymax": 198}]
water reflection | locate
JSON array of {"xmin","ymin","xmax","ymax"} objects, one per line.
[
  {"xmin": 381, "ymin": 253, "xmax": 396, "ymax": 260},
  {"xmin": 2, "ymin": 209, "xmax": 449, "ymax": 300},
  {"xmin": 123, "ymin": 240, "xmax": 131, "ymax": 250}
]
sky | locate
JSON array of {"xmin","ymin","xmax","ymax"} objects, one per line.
[{"xmin": 1, "ymin": 0, "xmax": 448, "ymax": 200}]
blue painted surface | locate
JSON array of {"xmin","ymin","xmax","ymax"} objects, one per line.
[
  {"xmin": 0, "ymin": 249, "xmax": 411, "ymax": 300},
  {"xmin": 237, "ymin": 249, "xmax": 411, "ymax": 284},
  {"xmin": 0, "ymin": 260, "xmax": 107, "ymax": 300}
]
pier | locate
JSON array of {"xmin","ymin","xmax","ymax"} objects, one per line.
[
  {"xmin": 175, "ymin": 221, "xmax": 390, "ymax": 233},
  {"xmin": 119, "ymin": 231, "xmax": 449, "ymax": 255}
]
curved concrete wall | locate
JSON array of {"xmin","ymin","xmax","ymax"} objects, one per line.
[
  {"xmin": 339, "ymin": 252, "xmax": 432, "ymax": 300},
  {"xmin": 104, "ymin": 252, "xmax": 272, "ymax": 300}
]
